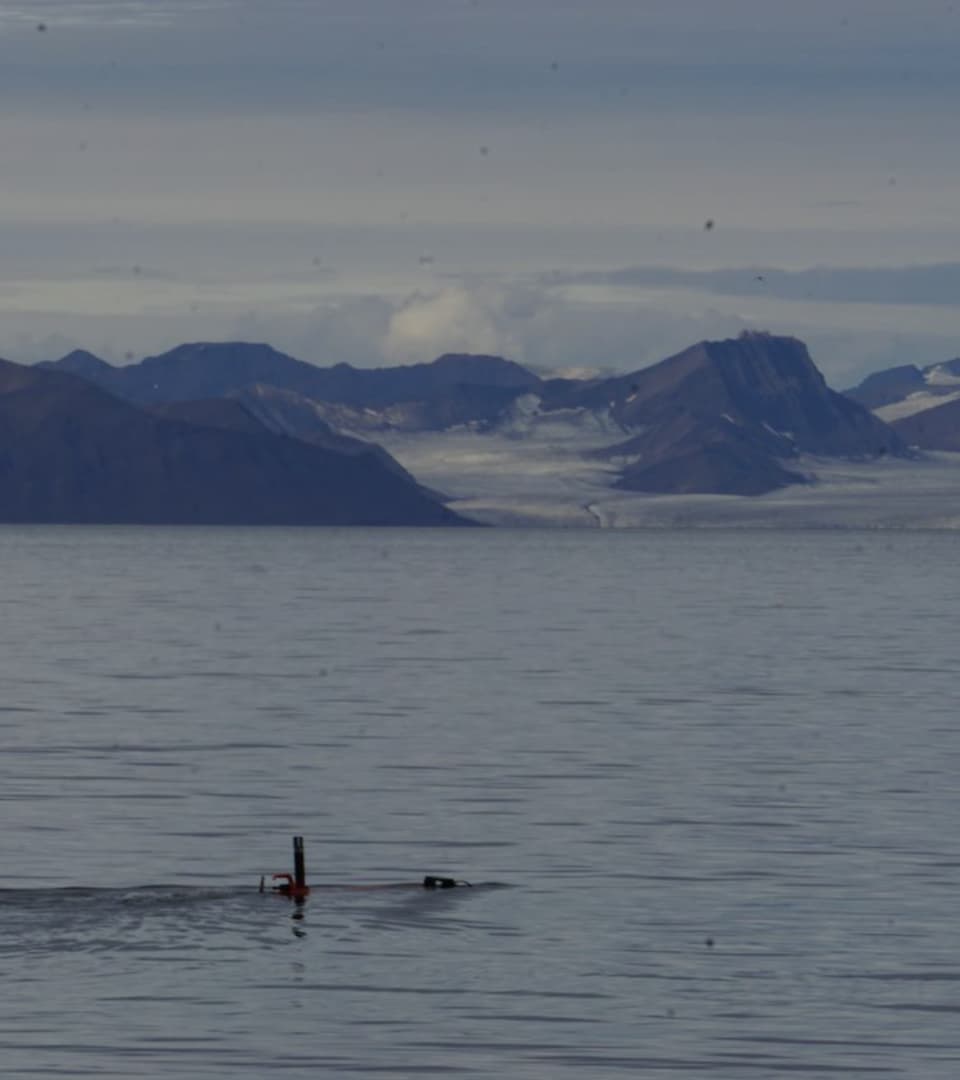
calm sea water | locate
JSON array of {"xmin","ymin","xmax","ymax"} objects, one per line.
[{"xmin": 2, "ymin": 526, "xmax": 959, "ymax": 1079}]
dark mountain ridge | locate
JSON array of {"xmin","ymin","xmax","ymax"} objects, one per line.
[
  {"xmin": 0, "ymin": 358, "xmax": 466, "ymax": 525},
  {"xmin": 551, "ymin": 333, "xmax": 899, "ymax": 457},
  {"xmin": 43, "ymin": 343, "xmax": 539, "ymax": 410},
  {"xmin": 547, "ymin": 332, "xmax": 901, "ymax": 494}
]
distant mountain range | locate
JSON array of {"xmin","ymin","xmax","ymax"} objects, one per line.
[
  {"xmin": 43, "ymin": 345, "xmax": 539, "ymax": 419},
  {"xmin": 32, "ymin": 332, "xmax": 905, "ymax": 519}
]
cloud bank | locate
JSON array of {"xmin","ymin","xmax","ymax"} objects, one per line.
[{"xmin": 542, "ymin": 263, "xmax": 960, "ymax": 307}]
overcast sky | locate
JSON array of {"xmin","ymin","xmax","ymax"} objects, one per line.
[{"xmin": 2, "ymin": 0, "xmax": 959, "ymax": 384}]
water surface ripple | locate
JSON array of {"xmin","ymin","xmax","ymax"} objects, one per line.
[{"xmin": 1, "ymin": 527, "xmax": 959, "ymax": 1078}]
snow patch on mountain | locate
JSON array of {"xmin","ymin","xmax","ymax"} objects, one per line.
[
  {"xmin": 492, "ymin": 395, "xmax": 626, "ymax": 440},
  {"xmin": 876, "ymin": 389, "xmax": 960, "ymax": 422},
  {"xmin": 925, "ymin": 364, "xmax": 960, "ymax": 387}
]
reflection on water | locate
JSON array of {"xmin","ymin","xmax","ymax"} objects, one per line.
[{"xmin": 1, "ymin": 527, "xmax": 960, "ymax": 1077}]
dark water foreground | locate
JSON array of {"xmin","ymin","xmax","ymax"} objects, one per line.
[{"xmin": 2, "ymin": 526, "xmax": 959, "ymax": 1078}]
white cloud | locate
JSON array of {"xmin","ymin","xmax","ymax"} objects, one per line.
[
  {"xmin": 383, "ymin": 286, "xmax": 508, "ymax": 363},
  {"xmin": 376, "ymin": 279, "xmax": 740, "ymax": 372}
]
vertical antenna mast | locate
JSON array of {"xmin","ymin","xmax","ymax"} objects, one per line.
[{"xmin": 293, "ymin": 835, "xmax": 306, "ymax": 891}]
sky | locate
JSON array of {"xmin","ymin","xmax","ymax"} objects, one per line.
[{"xmin": 1, "ymin": 0, "xmax": 960, "ymax": 386}]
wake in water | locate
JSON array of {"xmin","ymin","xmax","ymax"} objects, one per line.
[{"xmin": 0, "ymin": 882, "xmax": 508, "ymax": 957}]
